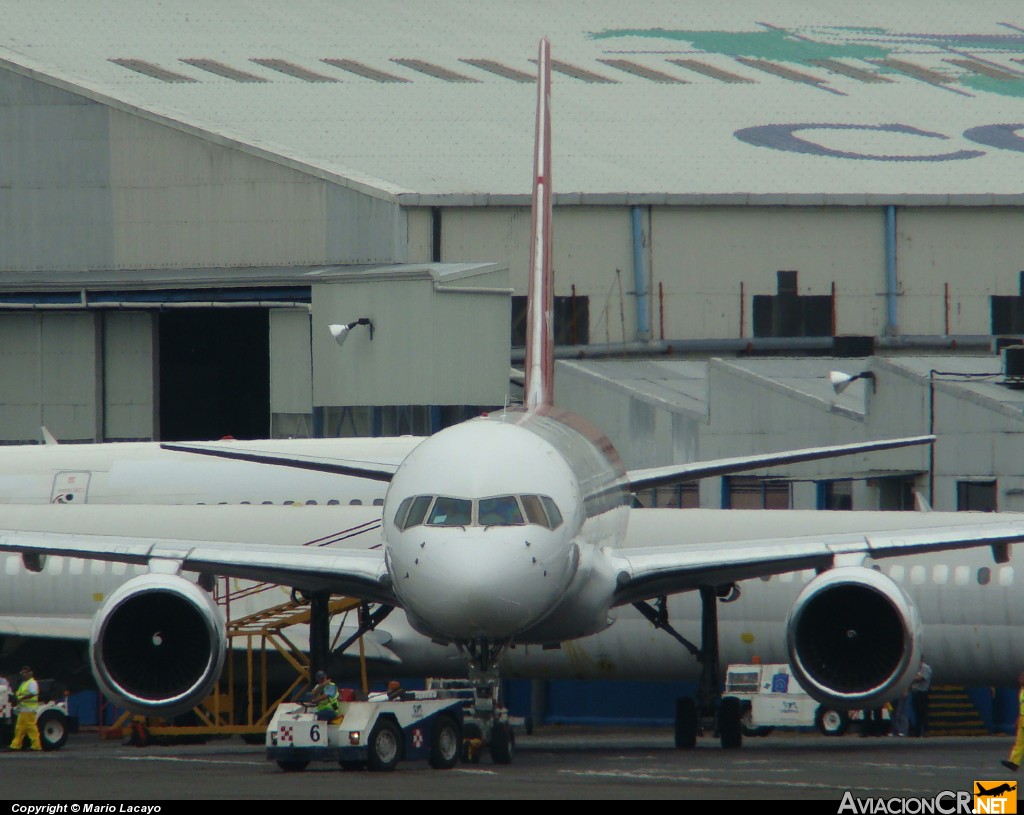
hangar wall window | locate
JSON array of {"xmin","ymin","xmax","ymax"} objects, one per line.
[
  {"xmin": 723, "ymin": 477, "xmax": 792, "ymax": 509},
  {"xmin": 752, "ymin": 271, "xmax": 834, "ymax": 338},
  {"xmin": 511, "ymin": 294, "xmax": 589, "ymax": 347},
  {"xmin": 957, "ymin": 480, "xmax": 997, "ymax": 512},
  {"xmin": 990, "ymin": 272, "xmax": 1024, "ymax": 334},
  {"xmin": 817, "ymin": 480, "xmax": 852, "ymax": 510},
  {"xmin": 634, "ymin": 482, "xmax": 699, "ymax": 508},
  {"xmin": 873, "ymin": 475, "xmax": 918, "ymax": 511}
]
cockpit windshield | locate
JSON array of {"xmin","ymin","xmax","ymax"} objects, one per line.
[
  {"xmin": 394, "ymin": 493, "xmax": 563, "ymax": 531},
  {"xmin": 427, "ymin": 497, "xmax": 472, "ymax": 527}
]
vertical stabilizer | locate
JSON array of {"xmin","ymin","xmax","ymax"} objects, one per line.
[{"xmin": 524, "ymin": 37, "xmax": 554, "ymax": 409}]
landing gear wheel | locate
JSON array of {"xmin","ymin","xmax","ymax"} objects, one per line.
[
  {"xmin": 718, "ymin": 696, "xmax": 743, "ymax": 750},
  {"xmin": 816, "ymin": 706, "xmax": 850, "ymax": 737},
  {"xmin": 37, "ymin": 710, "xmax": 68, "ymax": 751},
  {"xmin": 276, "ymin": 760, "xmax": 309, "ymax": 772},
  {"xmin": 490, "ymin": 721, "xmax": 515, "ymax": 765},
  {"xmin": 675, "ymin": 697, "xmax": 697, "ymax": 749},
  {"xmin": 429, "ymin": 715, "xmax": 460, "ymax": 770},
  {"xmin": 367, "ymin": 719, "xmax": 402, "ymax": 772}
]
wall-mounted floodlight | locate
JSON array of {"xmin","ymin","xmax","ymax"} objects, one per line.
[
  {"xmin": 329, "ymin": 317, "xmax": 374, "ymax": 348},
  {"xmin": 829, "ymin": 370, "xmax": 876, "ymax": 395}
]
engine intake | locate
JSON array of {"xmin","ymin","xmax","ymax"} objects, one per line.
[
  {"xmin": 786, "ymin": 566, "xmax": 921, "ymax": 710},
  {"xmin": 90, "ymin": 573, "xmax": 226, "ymax": 717}
]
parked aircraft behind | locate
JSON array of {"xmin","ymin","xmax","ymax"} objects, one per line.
[{"xmin": 0, "ymin": 39, "xmax": 1020, "ymax": 761}]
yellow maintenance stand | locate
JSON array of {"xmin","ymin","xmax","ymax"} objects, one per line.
[{"xmin": 104, "ymin": 586, "xmax": 371, "ymax": 743}]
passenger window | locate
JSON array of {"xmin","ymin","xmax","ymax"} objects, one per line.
[
  {"xmin": 427, "ymin": 497, "xmax": 472, "ymax": 526},
  {"xmin": 405, "ymin": 495, "xmax": 433, "ymax": 529},
  {"xmin": 349, "ymin": 499, "xmax": 362, "ymax": 506},
  {"xmin": 521, "ymin": 495, "xmax": 548, "ymax": 527},
  {"xmin": 540, "ymin": 496, "xmax": 563, "ymax": 529},
  {"xmin": 306, "ymin": 500, "xmax": 318, "ymax": 505},
  {"xmin": 327, "ymin": 499, "xmax": 340, "ymax": 506},
  {"xmin": 479, "ymin": 496, "xmax": 524, "ymax": 526}
]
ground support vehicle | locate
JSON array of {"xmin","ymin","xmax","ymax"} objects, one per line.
[
  {"xmin": 724, "ymin": 663, "xmax": 889, "ymax": 737},
  {"xmin": 0, "ymin": 681, "xmax": 75, "ymax": 751},
  {"xmin": 266, "ymin": 694, "xmax": 464, "ymax": 772}
]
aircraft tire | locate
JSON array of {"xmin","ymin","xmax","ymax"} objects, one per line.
[
  {"xmin": 719, "ymin": 696, "xmax": 743, "ymax": 749},
  {"xmin": 367, "ymin": 719, "xmax": 402, "ymax": 772},
  {"xmin": 674, "ymin": 697, "xmax": 697, "ymax": 749},
  {"xmin": 815, "ymin": 706, "xmax": 850, "ymax": 737},
  {"xmin": 428, "ymin": 715, "xmax": 460, "ymax": 770},
  {"xmin": 490, "ymin": 722, "xmax": 515, "ymax": 765},
  {"xmin": 37, "ymin": 710, "xmax": 68, "ymax": 751}
]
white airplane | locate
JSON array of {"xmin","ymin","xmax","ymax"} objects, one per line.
[{"xmin": 0, "ymin": 39, "xmax": 1021, "ymax": 760}]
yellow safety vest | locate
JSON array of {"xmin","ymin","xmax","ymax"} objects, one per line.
[
  {"xmin": 316, "ymin": 682, "xmax": 339, "ymax": 714},
  {"xmin": 16, "ymin": 679, "xmax": 38, "ymax": 713}
]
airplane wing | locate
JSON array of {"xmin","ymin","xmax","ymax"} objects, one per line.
[
  {"xmin": 160, "ymin": 442, "xmax": 408, "ymax": 482},
  {"xmin": 625, "ymin": 435, "xmax": 935, "ymax": 492},
  {"xmin": 610, "ymin": 508, "xmax": 1024, "ymax": 606},
  {"xmin": 0, "ymin": 528, "xmax": 397, "ymax": 606}
]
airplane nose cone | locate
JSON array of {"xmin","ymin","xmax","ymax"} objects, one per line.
[{"xmin": 390, "ymin": 532, "xmax": 574, "ymax": 640}]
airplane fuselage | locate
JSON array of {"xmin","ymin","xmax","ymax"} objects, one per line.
[
  {"xmin": 0, "ymin": 438, "xmax": 418, "ymax": 507},
  {"xmin": 383, "ymin": 408, "xmax": 630, "ymax": 643}
]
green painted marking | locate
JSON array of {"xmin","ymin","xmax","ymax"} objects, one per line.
[{"xmin": 589, "ymin": 28, "xmax": 888, "ymax": 62}]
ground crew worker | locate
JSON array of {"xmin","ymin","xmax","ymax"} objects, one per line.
[
  {"xmin": 1001, "ymin": 671, "xmax": 1024, "ymax": 772},
  {"xmin": 310, "ymin": 670, "xmax": 340, "ymax": 721},
  {"xmin": 9, "ymin": 666, "xmax": 42, "ymax": 751}
]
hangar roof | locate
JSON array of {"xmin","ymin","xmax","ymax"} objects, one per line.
[
  {"xmin": 0, "ymin": 262, "xmax": 503, "ymax": 305},
  {"xmin": 3, "ymin": 2, "xmax": 1024, "ymax": 204}
]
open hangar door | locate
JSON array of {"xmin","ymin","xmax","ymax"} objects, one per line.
[{"xmin": 158, "ymin": 308, "xmax": 270, "ymax": 441}]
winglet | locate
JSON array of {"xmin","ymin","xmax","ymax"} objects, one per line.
[
  {"xmin": 524, "ymin": 37, "xmax": 554, "ymax": 409},
  {"xmin": 40, "ymin": 426, "xmax": 59, "ymax": 446}
]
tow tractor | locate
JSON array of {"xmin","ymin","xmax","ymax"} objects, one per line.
[
  {"xmin": 266, "ymin": 689, "xmax": 464, "ymax": 772},
  {"xmin": 724, "ymin": 663, "xmax": 888, "ymax": 737},
  {"xmin": 0, "ymin": 679, "xmax": 75, "ymax": 751}
]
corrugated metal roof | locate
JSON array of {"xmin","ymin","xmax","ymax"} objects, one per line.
[
  {"xmin": 3, "ymin": 2, "xmax": 1024, "ymax": 203},
  {"xmin": 565, "ymin": 354, "xmax": 1024, "ymax": 424}
]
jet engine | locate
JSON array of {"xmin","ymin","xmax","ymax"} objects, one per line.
[
  {"xmin": 786, "ymin": 566, "xmax": 921, "ymax": 710},
  {"xmin": 89, "ymin": 572, "xmax": 226, "ymax": 717}
]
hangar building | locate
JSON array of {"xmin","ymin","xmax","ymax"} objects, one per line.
[{"xmin": 1, "ymin": 0, "xmax": 1024, "ymax": 470}]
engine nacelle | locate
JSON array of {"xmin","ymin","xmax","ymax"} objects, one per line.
[
  {"xmin": 786, "ymin": 566, "xmax": 921, "ymax": 710},
  {"xmin": 89, "ymin": 573, "xmax": 227, "ymax": 717}
]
